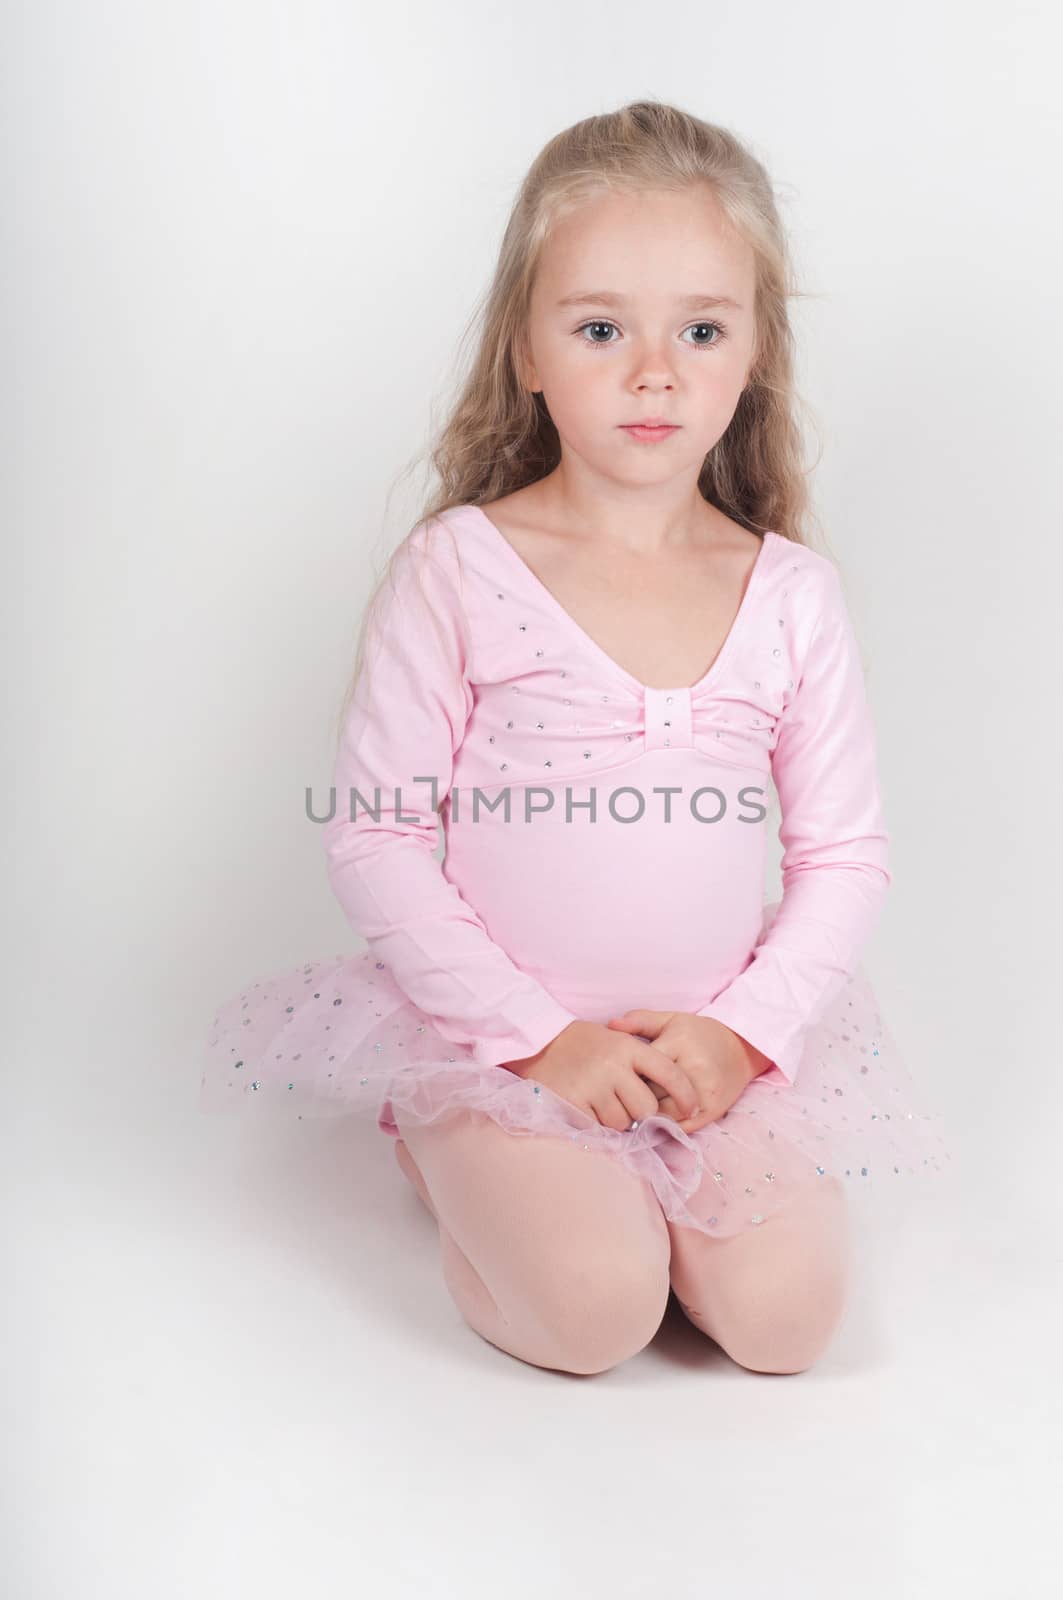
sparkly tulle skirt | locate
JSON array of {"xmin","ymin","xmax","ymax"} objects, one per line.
[{"xmin": 199, "ymin": 899, "xmax": 952, "ymax": 1239}]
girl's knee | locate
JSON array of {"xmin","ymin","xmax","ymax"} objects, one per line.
[
  {"xmin": 674, "ymin": 1178, "xmax": 852, "ymax": 1373},
  {"xmin": 536, "ymin": 1254, "xmax": 673, "ymax": 1374},
  {"xmin": 712, "ymin": 1248, "xmax": 851, "ymax": 1374},
  {"xmin": 721, "ymin": 1294, "xmax": 848, "ymax": 1373},
  {"xmin": 396, "ymin": 1109, "xmax": 673, "ymax": 1372},
  {"xmin": 443, "ymin": 1236, "xmax": 670, "ymax": 1375}
]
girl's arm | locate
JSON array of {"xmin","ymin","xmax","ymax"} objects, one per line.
[
  {"xmin": 322, "ymin": 522, "xmax": 580, "ymax": 1070},
  {"xmin": 696, "ymin": 557, "xmax": 892, "ymax": 1086}
]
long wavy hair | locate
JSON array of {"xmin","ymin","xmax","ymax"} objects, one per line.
[{"xmin": 334, "ymin": 99, "xmax": 829, "ymax": 746}]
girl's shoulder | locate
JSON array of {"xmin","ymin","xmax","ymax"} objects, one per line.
[
  {"xmin": 766, "ymin": 530, "xmax": 837, "ymax": 580},
  {"xmin": 764, "ymin": 533, "xmax": 850, "ymax": 619},
  {"xmin": 376, "ymin": 507, "xmax": 481, "ymax": 601},
  {"xmin": 399, "ymin": 504, "xmax": 487, "ymax": 573}
]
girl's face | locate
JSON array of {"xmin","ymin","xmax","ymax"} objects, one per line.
[{"xmin": 522, "ymin": 186, "xmax": 758, "ymax": 488}]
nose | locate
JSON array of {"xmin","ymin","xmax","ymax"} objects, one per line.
[{"xmin": 631, "ymin": 351, "xmax": 678, "ymax": 387}]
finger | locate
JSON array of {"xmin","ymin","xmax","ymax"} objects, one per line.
[
  {"xmin": 616, "ymin": 1073, "xmax": 669, "ymax": 1126},
  {"xmin": 649, "ymin": 1093, "xmax": 713, "ymax": 1129},
  {"xmin": 605, "ymin": 1016, "xmax": 640, "ymax": 1034},
  {"xmin": 677, "ymin": 1109, "xmax": 716, "ymax": 1135},
  {"xmin": 594, "ymin": 1091, "xmax": 638, "ymax": 1133},
  {"xmin": 607, "ymin": 1009, "xmax": 668, "ymax": 1037},
  {"xmin": 630, "ymin": 1069, "xmax": 670, "ymax": 1101},
  {"xmin": 632, "ymin": 1044, "xmax": 699, "ymax": 1118}
]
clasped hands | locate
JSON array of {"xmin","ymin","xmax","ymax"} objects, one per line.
[
  {"xmin": 508, "ymin": 1007, "xmax": 772, "ymax": 1137},
  {"xmin": 606, "ymin": 1009, "xmax": 769, "ymax": 1135}
]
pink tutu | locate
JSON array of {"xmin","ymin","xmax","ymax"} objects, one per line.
[{"xmin": 199, "ymin": 899, "xmax": 952, "ymax": 1240}]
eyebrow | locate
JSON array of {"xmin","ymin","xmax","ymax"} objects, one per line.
[{"xmin": 555, "ymin": 290, "xmax": 744, "ymax": 311}]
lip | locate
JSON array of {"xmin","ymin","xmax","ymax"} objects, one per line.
[
  {"xmin": 620, "ymin": 422, "xmax": 680, "ymax": 441},
  {"xmin": 621, "ymin": 418, "xmax": 676, "ymax": 428}
]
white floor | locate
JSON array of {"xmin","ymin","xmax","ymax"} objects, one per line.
[{"xmin": 11, "ymin": 1050, "xmax": 1059, "ymax": 1600}]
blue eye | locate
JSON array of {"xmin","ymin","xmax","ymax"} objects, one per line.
[{"xmin": 572, "ymin": 319, "xmax": 728, "ymax": 351}]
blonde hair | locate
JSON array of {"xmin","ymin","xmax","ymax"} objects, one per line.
[{"xmin": 335, "ymin": 98, "xmax": 828, "ymax": 747}]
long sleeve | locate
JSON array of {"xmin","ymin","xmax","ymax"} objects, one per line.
[
  {"xmin": 696, "ymin": 558, "xmax": 892, "ymax": 1087},
  {"xmin": 321, "ymin": 522, "xmax": 580, "ymax": 1069}
]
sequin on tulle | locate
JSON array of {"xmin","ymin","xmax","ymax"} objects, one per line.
[
  {"xmin": 199, "ymin": 514, "xmax": 953, "ymax": 1240},
  {"xmin": 201, "ymin": 906, "xmax": 952, "ymax": 1240}
]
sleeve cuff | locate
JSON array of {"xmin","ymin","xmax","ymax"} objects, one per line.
[
  {"xmin": 695, "ymin": 996, "xmax": 802, "ymax": 1087},
  {"xmin": 466, "ymin": 995, "xmax": 581, "ymax": 1070}
]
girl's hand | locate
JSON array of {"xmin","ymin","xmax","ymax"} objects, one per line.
[
  {"xmin": 605, "ymin": 1010, "xmax": 765, "ymax": 1135},
  {"xmin": 503, "ymin": 1019, "xmax": 701, "ymax": 1133}
]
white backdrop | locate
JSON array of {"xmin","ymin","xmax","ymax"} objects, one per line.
[{"xmin": 9, "ymin": 3, "xmax": 1061, "ymax": 1597}]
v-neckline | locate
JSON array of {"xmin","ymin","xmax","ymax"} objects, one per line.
[{"xmin": 462, "ymin": 502, "xmax": 781, "ymax": 697}]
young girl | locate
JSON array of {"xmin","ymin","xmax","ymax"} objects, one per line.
[{"xmin": 201, "ymin": 100, "xmax": 950, "ymax": 1377}]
